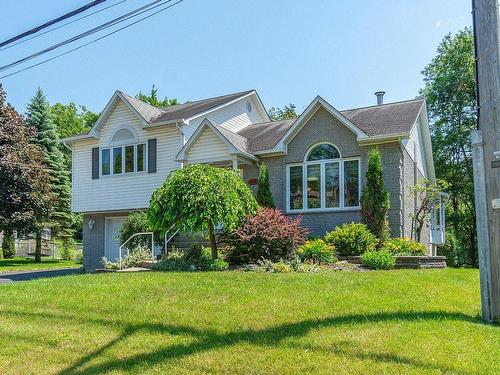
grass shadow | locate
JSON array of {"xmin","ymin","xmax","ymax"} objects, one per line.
[{"xmin": 48, "ymin": 310, "xmax": 485, "ymax": 374}]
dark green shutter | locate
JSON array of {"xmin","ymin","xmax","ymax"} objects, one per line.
[
  {"xmin": 148, "ymin": 139, "xmax": 157, "ymax": 173},
  {"xmin": 92, "ymin": 147, "xmax": 99, "ymax": 179}
]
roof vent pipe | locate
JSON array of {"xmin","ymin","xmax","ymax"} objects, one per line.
[{"xmin": 375, "ymin": 91, "xmax": 386, "ymax": 105}]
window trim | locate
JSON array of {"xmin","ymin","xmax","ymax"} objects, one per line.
[
  {"xmin": 286, "ymin": 145, "xmax": 361, "ymax": 213},
  {"xmin": 100, "ymin": 142, "xmax": 147, "ymax": 177}
]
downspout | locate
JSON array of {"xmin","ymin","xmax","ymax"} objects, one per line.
[{"xmin": 399, "ymin": 137, "xmax": 406, "ymax": 238}]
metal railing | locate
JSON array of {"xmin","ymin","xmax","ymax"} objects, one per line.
[
  {"xmin": 164, "ymin": 225, "xmax": 179, "ymax": 254},
  {"xmin": 119, "ymin": 232, "xmax": 153, "ymax": 268}
]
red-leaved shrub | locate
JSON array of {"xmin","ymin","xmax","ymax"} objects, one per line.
[{"xmin": 223, "ymin": 208, "xmax": 308, "ymax": 264}]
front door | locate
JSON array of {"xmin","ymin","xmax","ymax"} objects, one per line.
[{"xmin": 105, "ymin": 217, "xmax": 126, "ymax": 262}]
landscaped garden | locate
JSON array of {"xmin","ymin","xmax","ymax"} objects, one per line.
[
  {"xmin": 0, "ymin": 269, "xmax": 498, "ymax": 374},
  {"xmin": 0, "ymin": 257, "xmax": 81, "ymax": 272}
]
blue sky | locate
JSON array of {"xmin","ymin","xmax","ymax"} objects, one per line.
[{"xmin": 0, "ymin": 0, "xmax": 471, "ymax": 114}]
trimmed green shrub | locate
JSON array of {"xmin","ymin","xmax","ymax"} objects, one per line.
[
  {"xmin": 223, "ymin": 208, "xmax": 308, "ymax": 264},
  {"xmin": 119, "ymin": 211, "xmax": 162, "ymax": 251},
  {"xmin": 361, "ymin": 251, "xmax": 396, "ymax": 270},
  {"xmin": 381, "ymin": 237, "xmax": 427, "ymax": 256},
  {"xmin": 1, "ymin": 230, "xmax": 15, "ymax": 259},
  {"xmin": 153, "ymin": 245, "xmax": 228, "ymax": 272},
  {"xmin": 325, "ymin": 223, "xmax": 377, "ymax": 256},
  {"xmin": 57, "ymin": 238, "xmax": 77, "ymax": 260},
  {"xmin": 296, "ymin": 239, "xmax": 336, "ymax": 264},
  {"xmin": 361, "ymin": 148, "xmax": 390, "ymax": 243},
  {"xmin": 256, "ymin": 163, "xmax": 275, "ymax": 208}
]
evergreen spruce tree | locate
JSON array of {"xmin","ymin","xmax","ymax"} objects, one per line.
[
  {"xmin": 256, "ymin": 163, "xmax": 275, "ymax": 208},
  {"xmin": 361, "ymin": 149, "xmax": 390, "ymax": 243},
  {"xmin": 25, "ymin": 88, "xmax": 72, "ymax": 262}
]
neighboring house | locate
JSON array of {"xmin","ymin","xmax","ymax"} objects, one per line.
[{"xmin": 63, "ymin": 89, "xmax": 444, "ymax": 270}]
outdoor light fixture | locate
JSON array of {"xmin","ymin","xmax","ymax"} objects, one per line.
[{"xmin": 87, "ymin": 218, "xmax": 95, "ymax": 230}]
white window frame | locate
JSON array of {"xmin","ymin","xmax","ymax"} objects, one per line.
[
  {"xmin": 100, "ymin": 142, "xmax": 147, "ymax": 177},
  {"xmin": 286, "ymin": 142, "xmax": 361, "ymax": 213}
]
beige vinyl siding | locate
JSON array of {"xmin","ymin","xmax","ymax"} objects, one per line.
[
  {"xmin": 72, "ymin": 100, "xmax": 181, "ymax": 212},
  {"xmin": 187, "ymin": 127, "xmax": 232, "ymax": 162},
  {"xmin": 184, "ymin": 96, "xmax": 265, "ymax": 140}
]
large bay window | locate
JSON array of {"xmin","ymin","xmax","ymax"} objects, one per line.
[
  {"xmin": 101, "ymin": 143, "xmax": 146, "ymax": 176},
  {"xmin": 286, "ymin": 143, "xmax": 360, "ymax": 212}
]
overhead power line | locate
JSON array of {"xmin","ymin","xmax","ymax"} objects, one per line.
[
  {"xmin": 0, "ymin": 0, "xmax": 128, "ymax": 53},
  {"xmin": 0, "ymin": 0, "xmax": 107, "ymax": 49},
  {"xmin": 0, "ymin": 0, "xmax": 169, "ymax": 73},
  {"xmin": 0, "ymin": 0, "xmax": 184, "ymax": 80}
]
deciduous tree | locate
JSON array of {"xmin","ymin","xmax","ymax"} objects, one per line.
[
  {"xmin": 136, "ymin": 85, "xmax": 178, "ymax": 107},
  {"xmin": 268, "ymin": 104, "xmax": 297, "ymax": 120},
  {"xmin": 148, "ymin": 164, "xmax": 257, "ymax": 257},
  {"xmin": 0, "ymin": 85, "xmax": 53, "ymax": 259},
  {"xmin": 420, "ymin": 28, "xmax": 477, "ymax": 266}
]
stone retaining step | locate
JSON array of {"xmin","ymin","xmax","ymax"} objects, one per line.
[{"xmin": 338, "ymin": 255, "xmax": 447, "ymax": 269}]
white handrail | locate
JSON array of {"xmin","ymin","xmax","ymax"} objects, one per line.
[
  {"xmin": 119, "ymin": 232, "xmax": 153, "ymax": 268},
  {"xmin": 164, "ymin": 226, "xmax": 179, "ymax": 254}
]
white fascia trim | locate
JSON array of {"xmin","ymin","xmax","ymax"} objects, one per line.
[
  {"xmin": 88, "ymin": 91, "xmax": 149, "ymax": 138},
  {"xmin": 418, "ymin": 102, "xmax": 436, "ymax": 183},
  {"xmin": 275, "ymin": 96, "xmax": 369, "ymax": 153},
  {"xmin": 357, "ymin": 132, "xmax": 410, "ymax": 145},
  {"xmin": 61, "ymin": 133, "xmax": 98, "ymax": 144},
  {"xmin": 175, "ymin": 118, "xmax": 257, "ymax": 162}
]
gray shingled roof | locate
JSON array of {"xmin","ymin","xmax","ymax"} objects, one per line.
[
  {"xmin": 119, "ymin": 91, "xmax": 163, "ymax": 123},
  {"xmin": 233, "ymin": 98, "xmax": 425, "ymax": 153},
  {"xmin": 340, "ymin": 99, "xmax": 424, "ymax": 136},
  {"xmin": 213, "ymin": 123, "xmax": 250, "ymax": 154},
  {"xmin": 237, "ymin": 119, "xmax": 296, "ymax": 152},
  {"xmin": 118, "ymin": 90, "xmax": 255, "ymax": 125},
  {"xmin": 150, "ymin": 90, "xmax": 254, "ymax": 124}
]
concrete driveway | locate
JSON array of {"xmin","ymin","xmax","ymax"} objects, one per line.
[{"xmin": 0, "ymin": 267, "xmax": 84, "ymax": 283}]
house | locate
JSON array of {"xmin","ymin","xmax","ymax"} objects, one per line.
[{"xmin": 62, "ymin": 89, "xmax": 444, "ymax": 270}]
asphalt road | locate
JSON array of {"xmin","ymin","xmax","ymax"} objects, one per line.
[{"xmin": 0, "ymin": 267, "xmax": 84, "ymax": 283}]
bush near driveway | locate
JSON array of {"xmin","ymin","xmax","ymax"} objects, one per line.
[
  {"xmin": 325, "ymin": 223, "xmax": 377, "ymax": 256},
  {"xmin": 154, "ymin": 245, "xmax": 228, "ymax": 272}
]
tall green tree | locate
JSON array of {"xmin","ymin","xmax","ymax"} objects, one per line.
[
  {"xmin": 256, "ymin": 163, "xmax": 275, "ymax": 208},
  {"xmin": 50, "ymin": 102, "xmax": 98, "ymax": 170},
  {"xmin": 148, "ymin": 164, "xmax": 257, "ymax": 258},
  {"xmin": 268, "ymin": 104, "xmax": 298, "ymax": 120},
  {"xmin": 361, "ymin": 148, "xmax": 390, "ymax": 243},
  {"xmin": 0, "ymin": 85, "xmax": 53, "ymax": 259},
  {"xmin": 25, "ymin": 88, "xmax": 72, "ymax": 262},
  {"xmin": 136, "ymin": 85, "xmax": 178, "ymax": 107},
  {"xmin": 420, "ymin": 28, "xmax": 477, "ymax": 266}
]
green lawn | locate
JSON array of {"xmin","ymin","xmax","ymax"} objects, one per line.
[
  {"xmin": 0, "ymin": 269, "xmax": 498, "ymax": 374},
  {"xmin": 0, "ymin": 257, "xmax": 81, "ymax": 272}
]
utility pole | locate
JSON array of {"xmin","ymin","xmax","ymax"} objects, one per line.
[{"xmin": 471, "ymin": 0, "xmax": 500, "ymax": 323}]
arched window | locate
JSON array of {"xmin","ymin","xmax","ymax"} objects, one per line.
[
  {"xmin": 101, "ymin": 128, "xmax": 146, "ymax": 176},
  {"xmin": 112, "ymin": 128, "xmax": 135, "ymax": 143},
  {"xmin": 306, "ymin": 143, "xmax": 340, "ymax": 161},
  {"xmin": 287, "ymin": 142, "xmax": 360, "ymax": 211}
]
